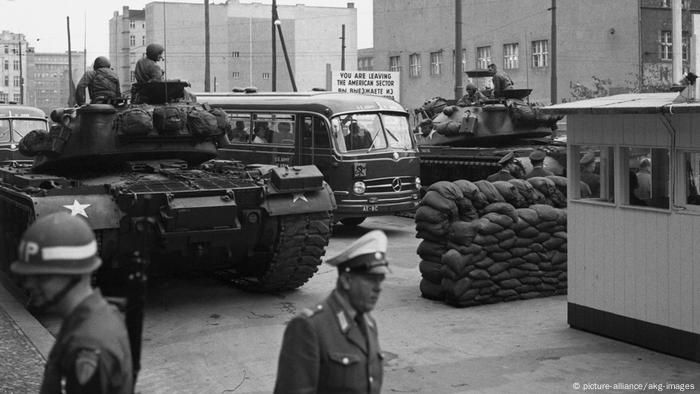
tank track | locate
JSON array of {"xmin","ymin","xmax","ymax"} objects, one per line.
[{"xmin": 224, "ymin": 211, "xmax": 332, "ymax": 292}]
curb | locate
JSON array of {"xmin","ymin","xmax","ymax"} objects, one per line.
[{"xmin": 0, "ymin": 274, "xmax": 54, "ymax": 360}]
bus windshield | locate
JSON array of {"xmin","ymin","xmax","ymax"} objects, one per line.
[
  {"xmin": 331, "ymin": 113, "xmax": 412, "ymax": 153},
  {"xmin": 11, "ymin": 119, "xmax": 48, "ymax": 140}
]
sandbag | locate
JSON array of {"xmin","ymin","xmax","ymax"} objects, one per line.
[
  {"xmin": 448, "ymin": 221, "xmax": 478, "ymax": 245},
  {"xmin": 447, "ymin": 241, "xmax": 483, "ymax": 256},
  {"xmin": 508, "ymin": 179, "xmax": 538, "ymax": 205},
  {"xmin": 442, "ymin": 249, "xmax": 474, "ymax": 279},
  {"xmin": 482, "ymin": 212, "xmax": 514, "ymax": 229},
  {"xmin": 420, "ymin": 278, "xmax": 444, "ymax": 300},
  {"xmin": 454, "ymin": 179, "xmax": 490, "ymax": 209},
  {"xmin": 492, "ymin": 181, "xmax": 526, "ymax": 208},
  {"xmin": 419, "ymin": 260, "xmax": 444, "ymax": 283},
  {"xmin": 421, "ymin": 190, "xmax": 459, "ymax": 217},
  {"xmin": 528, "ymin": 176, "xmax": 559, "ymax": 199},
  {"xmin": 474, "ymin": 180, "xmax": 505, "ymax": 203},
  {"xmin": 456, "ymin": 198, "xmax": 478, "ymax": 221},
  {"xmin": 415, "ymin": 205, "xmax": 449, "ymax": 224},
  {"xmin": 428, "ymin": 181, "xmax": 463, "ymax": 201},
  {"xmin": 475, "ymin": 219, "xmax": 504, "ymax": 235},
  {"xmin": 546, "ymin": 175, "xmax": 568, "ymax": 194},
  {"xmin": 481, "ymin": 202, "xmax": 518, "ymax": 222},
  {"xmin": 416, "ymin": 240, "xmax": 448, "ymax": 261},
  {"xmin": 416, "ymin": 220, "xmax": 449, "ymax": 241},
  {"xmin": 487, "ymin": 261, "xmax": 510, "ymax": 275},
  {"xmin": 516, "ymin": 208, "xmax": 539, "ymax": 225},
  {"xmin": 531, "ymin": 204, "xmax": 560, "ymax": 222}
]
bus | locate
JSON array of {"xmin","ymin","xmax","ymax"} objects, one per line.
[
  {"xmin": 0, "ymin": 103, "xmax": 49, "ymax": 161},
  {"xmin": 195, "ymin": 91, "xmax": 421, "ymax": 226}
]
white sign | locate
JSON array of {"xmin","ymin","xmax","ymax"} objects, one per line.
[{"xmin": 332, "ymin": 71, "xmax": 400, "ymax": 102}]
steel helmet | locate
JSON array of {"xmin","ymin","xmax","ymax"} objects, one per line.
[
  {"xmin": 11, "ymin": 212, "xmax": 101, "ymax": 275},
  {"xmin": 146, "ymin": 43, "xmax": 164, "ymax": 61}
]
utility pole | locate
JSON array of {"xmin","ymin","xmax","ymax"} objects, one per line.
[
  {"xmin": 204, "ymin": 0, "xmax": 211, "ymax": 92},
  {"xmin": 550, "ymin": 0, "xmax": 557, "ymax": 104},
  {"xmin": 672, "ymin": 0, "xmax": 683, "ymax": 83},
  {"xmin": 272, "ymin": 0, "xmax": 277, "ymax": 91},
  {"xmin": 454, "ymin": 0, "xmax": 463, "ymax": 101},
  {"xmin": 340, "ymin": 24, "xmax": 346, "ymax": 71},
  {"xmin": 274, "ymin": 8, "xmax": 297, "ymax": 91},
  {"xmin": 67, "ymin": 16, "xmax": 75, "ymax": 106},
  {"xmin": 18, "ymin": 40, "xmax": 23, "ymax": 104}
]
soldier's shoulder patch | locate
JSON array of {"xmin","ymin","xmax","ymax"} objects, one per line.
[{"xmin": 75, "ymin": 348, "xmax": 100, "ymax": 385}]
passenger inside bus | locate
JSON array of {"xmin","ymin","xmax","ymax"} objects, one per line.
[
  {"xmin": 344, "ymin": 121, "xmax": 373, "ymax": 150},
  {"xmin": 253, "ymin": 127, "xmax": 268, "ymax": 144},
  {"xmin": 229, "ymin": 121, "xmax": 248, "ymax": 141},
  {"xmin": 253, "ymin": 121, "xmax": 272, "ymax": 143},
  {"xmin": 273, "ymin": 122, "xmax": 294, "ymax": 145}
]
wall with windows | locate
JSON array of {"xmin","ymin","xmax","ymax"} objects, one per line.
[
  {"xmin": 374, "ymin": 0, "xmax": 638, "ymax": 109},
  {"xmin": 564, "ymin": 106, "xmax": 700, "ymax": 349}
]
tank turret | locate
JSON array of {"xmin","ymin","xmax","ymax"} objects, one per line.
[{"xmin": 23, "ymin": 81, "xmax": 222, "ymax": 174}]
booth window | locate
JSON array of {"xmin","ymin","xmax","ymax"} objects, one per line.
[
  {"xmin": 573, "ymin": 145, "xmax": 615, "ymax": 203},
  {"xmin": 683, "ymin": 151, "xmax": 700, "ymax": 206},
  {"xmin": 622, "ymin": 147, "xmax": 669, "ymax": 209}
]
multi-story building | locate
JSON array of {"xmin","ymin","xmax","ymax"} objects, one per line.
[
  {"xmin": 25, "ymin": 51, "xmax": 85, "ymax": 114},
  {"xmin": 110, "ymin": 1, "xmax": 357, "ymax": 94},
  {"xmin": 373, "ymin": 0, "xmax": 641, "ymax": 109},
  {"xmin": 110, "ymin": 6, "xmax": 147, "ymax": 95},
  {"xmin": 0, "ymin": 31, "xmax": 27, "ymax": 104}
]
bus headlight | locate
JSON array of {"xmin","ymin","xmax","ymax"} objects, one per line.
[
  {"xmin": 415, "ymin": 177, "xmax": 421, "ymax": 189},
  {"xmin": 353, "ymin": 181, "xmax": 366, "ymax": 194}
]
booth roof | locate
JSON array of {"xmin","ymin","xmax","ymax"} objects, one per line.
[{"xmin": 542, "ymin": 92, "xmax": 700, "ymax": 115}]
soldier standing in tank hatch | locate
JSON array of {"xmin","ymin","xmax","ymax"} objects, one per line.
[
  {"xmin": 274, "ymin": 230, "xmax": 388, "ymax": 394},
  {"xmin": 134, "ymin": 43, "xmax": 165, "ymax": 84},
  {"xmin": 75, "ymin": 56, "xmax": 121, "ymax": 105},
  {"xmin": 11, "ymin": 212, "xmax": 133, "ymax": 394}
]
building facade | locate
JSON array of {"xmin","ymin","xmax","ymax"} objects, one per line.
[
  {"xmin": 373, "ymin": 0, "xmax": 640, "ymax": 110},
  {"xmin": 25, "ymin": 51, "xmax": 85, "ymax": 114},
  {"xmin": 110, "ymin": 0, "xmax": 357, "ymax": 94},
  {"xmin": 0, "ymin": 31, "xmax": 27, "ymax": 104}
]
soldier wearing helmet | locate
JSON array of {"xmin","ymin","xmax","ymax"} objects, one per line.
[
  {"xmin": 134, "ymin": 43, "xmax": 165, "ymax": 84},
  {"xmin": 11, "ymin": 212, "xmax": 133, "ymax": 394}
]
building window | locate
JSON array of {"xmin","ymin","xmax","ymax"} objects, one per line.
[
  {"xmin": 531, "ymin": 40, "xmax": 549, "ymax": 68},
  {"xmin": 476, "ymin": 46, "xmax": 491, "ymax": 69},
  {"xmin": 232, "ymin": 51, "xmax": 240, "ymax": 58},
  {"xmin": 13, "ymin": 76, "xmax": 20, "ymax": 87},
  {"xmin": 13, "ymin": 60, "xmax": 19, "ymax": 71},
  {"xmin": 129, "ymin": 21, "xmax": 136, "ymax": 29},
  {"xmin": 660, "ymin": 31, "xmax": 672, "ymax": 61},
  {"xmin": 683, "ymin": 34, "xmax": 689, "ymax": 61},
  {"xmin": 684, "ymin": 151, "xmax": 700, "ymax": 206},
  {"xmin": 623, "ymin": 147, "xmax": 669, "ymax": 209},
  {"xmin": 452, "ymin": 49, "xmax": 466, "ymax": 75},
  {"xmin": 232, "ymin": 71, "xmax": 240, "ymax": 79},
  {"xmin": 3, "ymin": 46, "xmax": 7, "ymax": 54},
  {"xmin": 389, "ymin": 56, "xmax": 401, "ymax": 72},
  {"xmin": 429, "ymin": 51, "xmax": 443, "ymax": 76},
  {"xmin": 503, "ymin": 43, "xmax": 519, "ymax": 70},
  {"xmin": 573, "ymin": 145, "xmax": 615, "ymax": 202},
  {"xmin": 409, "ymin": 53, "xmax": 421, "ymax": 77},
  {"xmin": 262, "ymin": 72, "xmax": 270, "ymax": 80},
  {"xmin": 358, "ymin": 57, "xmax": 374, "ymax": 71},
  {"xmin": 142, "ymin": 36, "xmax": 146, "ymax": 46}
]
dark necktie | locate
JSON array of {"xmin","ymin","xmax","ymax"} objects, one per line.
[{"xmin": 355, "ymin": 313, "xmax": 369, "ymax": 343}]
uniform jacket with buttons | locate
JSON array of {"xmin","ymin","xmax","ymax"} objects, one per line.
[
  {"xmin": 274, "ymin": 289, "xmax": 383, "ymax": 394},
  {"xmin": 41, "ymin": 290, "xmax": 133, "ymax": 394},
  {"xmin": 525, "ymin": 166, "xmax": 553, "ymax": 179}
]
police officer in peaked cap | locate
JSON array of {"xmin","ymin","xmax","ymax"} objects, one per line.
[
  {"xmin": 525, "ymin": 149, "xmax": 554, "ymax": 179},
  {"xmin": 487, "ymin": 151, "xmax": 520, "ymax": 182},
  {"xmin": 11, "ymin": 212, "xmax": 133, "ymax": 394},
  {"xmin": 274, "ymin": 230, "xmax": 388, "ymax": 394}
]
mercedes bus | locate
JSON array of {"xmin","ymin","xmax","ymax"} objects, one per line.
[{"xmin": 195, "ymin": 91, "xmax": 421, "ymax": 226}]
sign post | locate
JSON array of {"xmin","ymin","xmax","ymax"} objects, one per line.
[{"xmin": 331, "ymin": 71, "xmax": 400, "ymax": 103}]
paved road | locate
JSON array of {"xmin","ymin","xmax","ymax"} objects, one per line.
[{"xmin": 37, "ymin": 216, "xmax": 700, "ymax": 393}]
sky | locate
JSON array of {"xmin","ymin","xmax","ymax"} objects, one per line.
[{"xmin": 0, "ymin": 0, "xmax": 373, "ymax": 59}]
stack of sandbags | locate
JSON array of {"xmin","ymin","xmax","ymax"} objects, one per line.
[
  {"xmin": 528, "ymin": 176, "xmax": 567, "ymax": 208},
  {"xmin": 415, "ymin": 181, "xmax": 462, "ymax": 300}
]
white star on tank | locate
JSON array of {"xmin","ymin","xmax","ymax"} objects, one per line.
[{"xmin": 63, "ymin": 200, "xmax": 91, "ymax": 218}]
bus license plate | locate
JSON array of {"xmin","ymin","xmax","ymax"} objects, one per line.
[{"xmin": 362, "ymin": 205, "xmax": 379, "ymax": 212}]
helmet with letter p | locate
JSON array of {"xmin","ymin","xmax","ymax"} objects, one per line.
[{"xmin": 11, "ymin": 212, "xmax": 101, "ymax": 276}]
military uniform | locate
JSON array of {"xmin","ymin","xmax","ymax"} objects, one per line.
[
  {"xmin": 274, "ymin": 290, "xmax": 383, "ymax": 394},
  {"xmin": 274, "ymin": 230, "xmax": 389, "ymax": 394},
  {"xmin": 487, "ymin": 170, "xmax": 514, "ymax": 182},
  {"xmin": 41, "ymin": 289, "xmax": 133, "ymax": 394}
]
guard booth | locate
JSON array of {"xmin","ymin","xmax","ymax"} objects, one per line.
[{"xmin": 544, "ymin": 93, "xmax": 700, "ymax": 362}]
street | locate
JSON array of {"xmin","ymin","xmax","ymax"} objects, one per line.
[{"xmin": 101, "ymin": 215, "xmax": 699, "ymax": 394}]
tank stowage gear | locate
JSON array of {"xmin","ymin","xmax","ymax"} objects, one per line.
[{"xmin": 11, "ymin": 212, "xmax": 101, "ymax": 275}]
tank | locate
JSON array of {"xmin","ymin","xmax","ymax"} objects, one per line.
[
  {"xmin": 0, "ymin": 81, "xmax": 336, "ymax": 293},
  {"xmin": 414, "ymin": 72, "xmax": 565, "ymax": 184}
]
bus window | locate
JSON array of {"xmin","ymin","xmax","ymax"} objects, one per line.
[
  {"xmin": 313, "ymin": 116, "xmax": 330, "ymax": 148},
  {"xmin": 332, "ymin": 114, "xmax": 387, "ymax": 152},
  {"xmin": 270, "ymin": 115, "xmax": 296, "ymax": 145},
  {"xmin": 381, "ymin": 114, "xmax": 412, "ymax": 150},
  {"xmin": 0, "ymin": 120, "xmax": 9, "ymax": 143},
  {"xmin": 227, "ymin": 113, "xmax": 251, "ymax": 142}
]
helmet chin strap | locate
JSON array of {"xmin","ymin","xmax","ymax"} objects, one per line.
[{"xmin": 28, "ymin": 276, "xmax": 81, "ymax": 314}]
